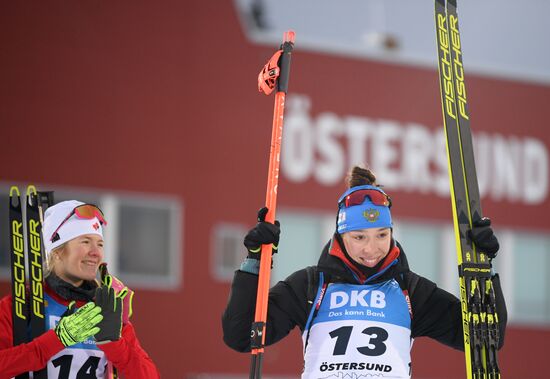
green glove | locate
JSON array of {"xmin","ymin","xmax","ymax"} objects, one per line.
[
  {"xmin": 94, "ymin": 283, "xmax": 127, "ymax": 344},
  {"xmin": 55, "ymin": 301, "xmax": 103, "ymax": 347}
]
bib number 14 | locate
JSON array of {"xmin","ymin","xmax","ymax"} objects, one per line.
[
  {"xmin": 329, "ymin": 326, "xmax": 388, "ymax": 356},
  {"xmin": 51, "ymin": 355, "xmax": 101, "ymax": 378}
]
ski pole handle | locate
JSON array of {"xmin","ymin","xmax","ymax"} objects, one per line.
[{"xmin": 276, "ymin": 31, "xmax": 295, "ymax": 94}]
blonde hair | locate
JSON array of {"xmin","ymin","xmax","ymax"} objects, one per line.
[{"xmin": 45, "ymin": 244, "xmax": 66, "ymax": 278}]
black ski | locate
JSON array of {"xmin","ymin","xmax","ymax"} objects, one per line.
[
  {"xmin": 9, "ymin": 186, "xmax": 29, "ymax": 379},
  {"xmin": 25, "ymin": 186, "xmax": 49, "ymax": 379},
  {"xmin": 434, "ymin": 1, "xmax": 501, "ymax": 378},
  {"xmin": 9, "ymin": 186, "xmax": 54, "ymax": 379}
]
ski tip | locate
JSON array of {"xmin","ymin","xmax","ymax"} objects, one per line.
[
  {"xmin": 26, "ymin": 185, "xmax": 37, "ymax": 197},
  {"xmin": 283, "ymin": 30, "xmax": 295, "ymax": 44},
  {"xmin": 9, "ymin": 185, "xmax": 20, "ymax": 197},
  {"xmin": 26, "ymin": 185, "xmax": 39, "ymax": 207}
]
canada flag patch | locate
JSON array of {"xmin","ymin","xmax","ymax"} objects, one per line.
[{"xmin": 92, "ymin": 222, "xmax": 100, "ymax": 231}]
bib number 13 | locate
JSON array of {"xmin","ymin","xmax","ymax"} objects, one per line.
[{"xmin": 329, "ymin": 326, "xmax": 388, "ymax": 356}]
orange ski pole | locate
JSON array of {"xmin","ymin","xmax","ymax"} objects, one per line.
[{"xmin": 250, "ymin": 30, "xmax": 295, "ymax": 379}]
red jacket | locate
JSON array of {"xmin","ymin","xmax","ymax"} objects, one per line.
[{"xmin": 0, "ymin": 285, "xmax": 160, "ymax": 378}]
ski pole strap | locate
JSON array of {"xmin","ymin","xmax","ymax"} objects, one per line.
[
  {"xmin": 257, "ymin": 31, "xmax": 295, "ymax": 95},
  {"xmin": 250, "ymin": 321, "xmax": 265, "ymax": 349},
  {"xmin": 459, "ymin": 262, "xmax": 492, "ymax": 278}
]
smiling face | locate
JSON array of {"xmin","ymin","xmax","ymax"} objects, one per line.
[
  {"xmin": 341, "ymin": 227, "xmax": 392, "ymax": 268},
  {"xmin": 53, "ymin": 234, "xmax": 104, "ymax": 286}
]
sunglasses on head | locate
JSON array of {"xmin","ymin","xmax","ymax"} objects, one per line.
[
  {"xmin": 50, "ymin": 204, "xmax": 107, "ymax": 243},
  {"xmin": 339, "ymin": 188, "xmax": 392, "ymax": 208}
]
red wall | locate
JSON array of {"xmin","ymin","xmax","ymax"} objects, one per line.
[{"xmin": 1, "ymin": 1, "xmax": 549, "ymax": 378}]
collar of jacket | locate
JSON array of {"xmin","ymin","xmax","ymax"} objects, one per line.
[
  {"xmin": 45, "ymin": 273, "xmax": 98, "ymax": 303},
  {"xmin": 328, "ymin": 234, "xmax": 401, "ymax": 284}
]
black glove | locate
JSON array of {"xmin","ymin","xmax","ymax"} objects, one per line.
[
  {"xmin": 243, "ymin": 207, "xmax": 280, "ymax": 259},
  {"xmin": 94, "ymin": 284, "xmax": 123, "ymax": 344},
  {"xmin": 468, "ymin": 217, "xmax": 499, "ymax": 259}
]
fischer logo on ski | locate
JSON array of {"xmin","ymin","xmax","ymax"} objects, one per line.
[
  {"xmin": 10, "ymin": 187, "xmax": 27, "ymax": 325},
  {"xmin": 9, "ymin": 185, "xmax": 53, "ymax": 379},
  {"xmin": 434, "ymin": 1, "xmax": 501, "ymax": 378}
]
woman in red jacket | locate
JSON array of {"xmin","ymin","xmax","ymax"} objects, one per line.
[{"xmin": 0, "ymin": 200, "xmax": 160, "ymax": 378}]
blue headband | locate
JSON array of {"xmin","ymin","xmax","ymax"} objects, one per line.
[{"xmin": 337, "ymin": 185, "xmax": 393, "ymax": 234}]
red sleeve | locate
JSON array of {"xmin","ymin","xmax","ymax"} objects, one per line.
[
  {"xmin": 98, "ymin": 322, "xmax": 160, "ymax": 378},
  {"xmin": 0, "ymin": 296, "xmax": 65, "ymax": 379}
]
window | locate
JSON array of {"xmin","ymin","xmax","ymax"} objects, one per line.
[
  {"xmin": 210, "ymin": 211, "xmax": 334, "ymax": 283},
  {"xmin": 271, "ymin": 211, "xmax": 334, "ymax": 283},
  {"xmin": 511, "ymin": 233, "xmax": 549, "ymax": 324},
  {"xmin": 211, "ymin": 223, "xmax": 249, "ymax": 281},
  {"xmin": 115, "ymin": 196, "xmax": 181, "ymax": 288},
  {"xmin": 272, "ymin": 213, "xmax": 450, "ymax": 287},
  {"xmin": 393, "ymin": 220, "xmax": 443, "ymax": 284},
  {"xmin": 0, "ymin": 183, "xmax": 182, "ymax": 290}
]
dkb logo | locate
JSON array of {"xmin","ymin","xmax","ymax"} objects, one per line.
[{"xmin": 330, "ymin": 290, "xmax": 386, "ymax": 309}]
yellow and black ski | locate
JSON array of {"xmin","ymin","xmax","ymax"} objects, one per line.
[
  {"xmin": 9, "ymin": 186, "xmax": 53, "ymax": 379},
  {"xmin": 434, "ymin": 0, "xmax": 501, "ymax": 378},
  {"xmin": 9, "ymin": 187, "xmax": 29, "ymax": 379}
]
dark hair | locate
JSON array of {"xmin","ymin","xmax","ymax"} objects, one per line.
[{"xmin": 346, "ymin": 166, "xmax": 377, "ymax": 188}]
